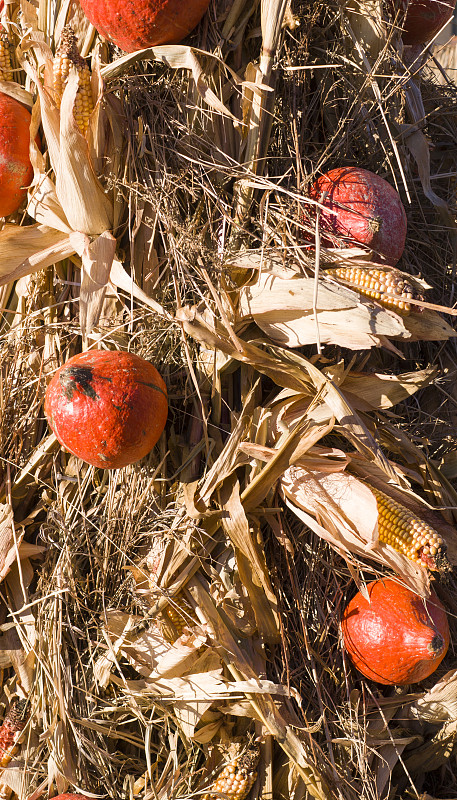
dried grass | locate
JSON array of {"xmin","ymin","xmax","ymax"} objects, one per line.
[{"xmin": 0, "ymin": 0, "xmax": 457, "ymax": 799}]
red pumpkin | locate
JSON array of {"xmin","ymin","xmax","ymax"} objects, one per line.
[
  {"xmin": 342, "ymin": 579, "xmax": 449, "ymax": 685},
  {"xmin": 309, "ymin": 167, "xmax": 407, "ymax": 266},
  {"xmin": 52, "ymin": 795, "xmax": 91, "ymax": 800},
  {"xmin": 45, "ymin": 350, "xmax": 168, "ymax": 469},
  {"xmin": 0, "ymin": 93, "xmax": 35, "ymax": 217},
  {"xmin": 402, "ymin": 0, "xmax": 454, "ymax": 45},
  {"xmin": 78, "ymin": 0, "xmax": 211, "ymax": 52}
]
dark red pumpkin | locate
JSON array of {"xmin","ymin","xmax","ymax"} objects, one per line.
[
  {"xmin": 0, "ymin": 92, "xmax": 35, "ymax": 218},
  {"xmin": 342, "ymin": 579, "xmax": 449, "ymax": 685},
  {"xmin": 78, "ymin": 0, "xmax": 211, "ymax": 52},
  {"xmin": 44, "ymin": 350, "xmax": 168, "ymax": 469},
  {"xmin": 402, "ymin": 0, "xmax": 454, "ymax": 45},
  {"xmin": 309, "ymin": 167, "xmax": 407, "ymax": 266}
]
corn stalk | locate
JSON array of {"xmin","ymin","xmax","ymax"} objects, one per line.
[{"xmin": 230, "ymin": 0, "xmax": 289, "ymax": 248}]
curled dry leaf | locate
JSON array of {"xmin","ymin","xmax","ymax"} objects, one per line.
[
  {"xmin": 100, "ymin": 610, "xmax": 209, "ymax": 681},
  {"xmin": 408, "ymin": 668, "xmax": 457, "ymax": 724},
  {"xmin": 72, "ymin": 230, "xmax": 117, "ymax": 336},
  {"xmin": 0, "ymin": 504, "xmax": 43, "ymax": 583},
  {"xmin": 341, "ymin": 367, "xmax": 437, "ymax": 411}
]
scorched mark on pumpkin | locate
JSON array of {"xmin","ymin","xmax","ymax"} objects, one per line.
[{"xmin": 59, "ymin": 366, "xmax": 100, "ymax": 402}]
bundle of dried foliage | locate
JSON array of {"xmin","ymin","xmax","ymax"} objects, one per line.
[{"xmin": 0, "ymin": 0, "xmax": 456, "ymax": 799}]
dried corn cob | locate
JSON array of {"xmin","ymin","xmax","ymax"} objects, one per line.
[
  {"xmin": 145, "ymin": 539, "xmax": 197, "ymax": 642},
  {"xmin": 0, "ymin": 30, "xmax": 12, "ymax": 81},
  {"xmin": 53, "ymin": 26, "xmax": 93, "ymax": 136},
  {"xmin": 325, "ymin": 267, "xmax": 425, "ymax": 315},
  {"xmin": 160, "ymin": 596, "xmax": 196, "ymax": 642},
  {"xmin": 371, "ymin": 486, "xmax": 450, "ymax": 571},
  {"xmin": 203, "ymin": 746, "xmax": 260, "ymax": 800},
  {"xmin": 0, "ymin": 699, "xmax": 29, "ymax": 768}
]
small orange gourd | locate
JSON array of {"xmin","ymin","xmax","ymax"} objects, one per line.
[{"xmin": 342, "ymin": 579, "xmax": 449, "ymax": 685}]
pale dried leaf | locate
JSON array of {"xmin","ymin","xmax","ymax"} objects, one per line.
[
  {"xmin": 281, "ymin": 466, "xmax": 379, "ymax": 548},
  {"xmin": 101, "ymin": 611, "xmax": 169, "ymax": 680},
  {"xmin": 409, "ymin": 669, "xmax": 457, "ymax": 724},
  {"xmin": 301, "ymin": 358, "xmax": 398, "ymax": 481},
  {"xmin": 0, "ymin": 225, "xmax": 75, "ymax": 286},
  {"xmin": 0, "ymin": 505, "xmax": 22, "ymax": 581},
  {"xmin": 341, "ymin": 367, "xmax": 437, "ymax": 411},
  {"xmin": 48, "ymin": 720, "xmax": 78, "ymax": 790},
  {"xmin": 150, "ymin": 631, "xmax": 210, "ymax": 680},
  {"xmin": 177, "ymin": 305, "xmax": 314, "ymax": 393},
  {"xmin": 0, "ymin": 81, "xmax": 33, "ymax": 107},
  {"xmin": 57, "ymin": 71, "xmax": 113, "ymax": 234},
  {"xmin": 22, "ymin": 58, "xmax": 61, "ymax": 178},
  {"xmin": 239, "ymin": 272, "xmax": 407, "ymax": 350},
  {"xmin": 219, "ymin": 476, "xmax": 279, "ymax": 640},
  {"xmin": 401, "ymin": 309, "xmax": 456, "ymax": 342},
  {"xmin": 28, "ymin": 102, "xmax": 72, "ymax": 233},
  {"xmin": 110, "ymin": 259, "xmax": 172, "ymax": 320},
  {"xmin": 76, "ymin": 231, "xmax": 117, "ymax": 334}
]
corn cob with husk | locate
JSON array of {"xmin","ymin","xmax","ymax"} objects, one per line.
[
  {"xmin": 325, "ymin": 267, "xmax": 425, "ymax": 315},
  {"xmin": 371, "ymin": 485, "xmax": 450, "ymax": 571},
  {"xmin": 145, "ymin": 537, "xmax": 197, "ymax": 642},
  {"xmin": 53, "ymin": 26, "xmax": 93, "ymax": 136},
  {"xmin": 203, "ymin": 745, "xmax": 260, "ymax": 800},
  {"xmin": 0, "ymin": 29, "xmax": 12, "ymax": 81},
  {"xmin": 0, "ymin": 699, "xmax": 29, "ymax": 768}
]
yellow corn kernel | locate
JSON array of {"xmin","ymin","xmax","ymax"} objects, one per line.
[
  {"xmin": 372, "ymin": 486, "xmax": 449, "ymax": 571},
  {"xmin": 146, "ymin": 540, "xmax": 197, "ymax": 642},
  {"xmin": 325, "ymin": 267, "xmax": 424, "ymax": 315},
  {"xmin": 0, "ymin": 30, "xmax": 13, "ymax": 82},
  {"xmin": 204, "ymin": 747, "xmax": 260, "ymax": 800},
  {"xmin": 53, "ymin": 25, "xmax": 93, "ymax": 136},
  {"xmin": 160, "ymin": 595, "xmax": 196, "ymax": 642}
]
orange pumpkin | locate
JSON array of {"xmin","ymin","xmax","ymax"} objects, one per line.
[
  {"xmin": 0, "ymin": 92, "xmax": 35, "ymax": 217},
  {"xmin": 79, "ymin": 0, "xmax": 211, "ymax": 52},
  {"xmin": 45, "ymin": 350, "xmax": 168, "ymax": 469},
  {"xmin": 342, "ymin": 579, "xmax": 449, "ymax": 685}
]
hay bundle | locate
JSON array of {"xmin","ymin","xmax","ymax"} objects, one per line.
[{"xmin": 0, "ymin": 0, "xmax": 455, "ymax": 798}]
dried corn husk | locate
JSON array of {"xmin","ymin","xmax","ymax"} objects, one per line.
[{"xmin": 238, "ymin": 269, "xmax": 456, "ymax": 349}]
